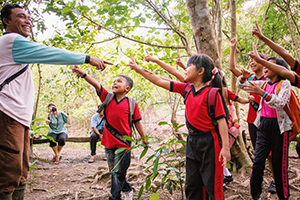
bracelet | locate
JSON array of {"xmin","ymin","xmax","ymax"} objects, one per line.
[
  {"xmin": 80, "ymin": 73, "xmax": 87, "ymax": 78},
  {"xmin": 265, "ymin": 94, "xmax": 270, "ymax": 100},
  {"xmin": 241, "ymin": 77, "xmax": 247, "ymax": 81},
  {"xmin": 262, "ymin": 92, "xmax": 268, "ymax": 99},
  {"xmin": 67, "ymin": 113, "xmax": 69, "ymax": 115}
]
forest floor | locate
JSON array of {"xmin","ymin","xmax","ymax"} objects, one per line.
[{"xmin": 25, "ymin": 106, "xmax": 300, "ymax": 200}]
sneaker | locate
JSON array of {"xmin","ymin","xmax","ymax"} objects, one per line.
[
  {"xmin": 223, "ymin": 175, "xmax": 234, "ymax": 184},
  {"xmin": 123, "ymin": 190, "xmax": 133, "ymax": 200},
  {"xmin": 268, "ymin": 180, "xmax": 277, "ymax": 194}
]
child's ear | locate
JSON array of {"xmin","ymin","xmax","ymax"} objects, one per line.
[
  {"xmin": 198, "ymin": 67, "xmax": 204, "ymax": 76},
  {"xmin": 125, "ymin": 86, "xmax": 131, "ymax": 93}
]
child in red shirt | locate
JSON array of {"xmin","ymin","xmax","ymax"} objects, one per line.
[
  {"xmin": 128, "ymin": 54, "xmax": 231, "ymax": 200},
  {"xmin": 72, "ymin": 65, "xmax": 147, "ymax": 200}
]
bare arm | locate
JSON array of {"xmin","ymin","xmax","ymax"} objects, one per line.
[
  {"xmin": 248, "ymin": 43, "xmax": 296, "ymax": 84},
  {"xmin": 252, "ymin": 21, "xmax": 296, "ymax": 69},
  {"xmin": 134, "ymin": 120, "xmax": 147, "ymax": 144},
  {"xmin": 72, "ymin": 65, "xmax": 101, "ymax": 92},
  {"xmin": 217, "ymin": 118, "xmax": 231, "ymax": 166},
  {"xmin": 144, "ymin": 49, "xmax": 184, "ymax": 82},
  {"xmin": 229, "ymin": 36, "xmax": 242, "ymax": 77},
  {"xmin": 128, "ymin": 56, "xmax": 171, "ymax": 90},
  {"xmin": 236, "ymin": 95, "xmax": 254, "ymax": 104}
]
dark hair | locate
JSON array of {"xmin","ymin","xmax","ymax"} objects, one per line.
[
  {"xmin": 187, "ymin": 54, "xmax": 214, "ymax": 83},
  {"xmin": 118, "ymin": 75, "xmax": 133, "ymax": 92},
  {"xmin": 48, "ymin": 102, "xmax": 56, "ymax": 108},
  {"xmin": 1, "ymin": 4, "xmax": 23, "ymax": 29},
  {"xmin": 259, "ymin": 53, "xmax": 268, "ymax": 60},
  {"xmin": 267, "ymin": 57, "xmax": 288, "ymax": 81},
  {"xmin": 187, "ymin": 54, "xmax": 229, "ymax": 122}
]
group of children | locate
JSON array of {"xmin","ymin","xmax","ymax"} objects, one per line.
[{"xmin": 70, "ymin": 21, "xmax": 300, "ymax": 200}]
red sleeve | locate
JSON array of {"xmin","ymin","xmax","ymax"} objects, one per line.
[
  {"xmin": 170, "ymin": 81, "xmax": 188, "ymax": 97},
  {"xmin": 133, "ymin": 102, "xmax": 142, "ymax": 122},
  {"xmin": 97, "ymin": 85, "xmax": 108, "ymax": 102},
  {"xmin": 227, "ymin": 89, "xmax": 239, "ymax": 102},
  {"xmin": 215, "ymin": 92, "xmax": 226, "ymax": 120},
  {"xmin": 292, "ymin": 60, "xmax": 300, "ymax": 75},
  {"xmin": 291, "ymin": 74, "xmax": 300, "ymax": 88}
]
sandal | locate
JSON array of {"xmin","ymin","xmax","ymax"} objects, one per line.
[
  {"xmin": 51, "ymin": 155, "xmax": 62, "ymax": 162},
  {"xmin": 88, "ymin": 156, "xmax": 96, "ymax": 163},
  {"xmin": 54, "ymin": 160, "xmax": 59, "ymax": 165}
]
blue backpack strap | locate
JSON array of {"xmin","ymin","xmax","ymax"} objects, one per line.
[{"xmin": 207, "ymin": 87, "xmax": 221, "ymax": 133}]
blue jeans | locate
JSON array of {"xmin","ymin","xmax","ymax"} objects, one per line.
[{"xmin": 105, "ymin": 147, "xmax": 132, "ymax": 200}]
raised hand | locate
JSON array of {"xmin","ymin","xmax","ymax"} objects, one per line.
[
  {"xmin": 66, "ymin": 105, "xmax": 69, "ymax": 114},
  {"xmin": 230, "ymin": 36, "xmax": 237, "ymax": 48},
  {"xmin": 252, "ymin": 20, "xmax": 264, "ymax": 40},
  {"xmin": 89, "ymin": 57, "xmax": 113, "ymax": 71},
  {"xmin": 144, "ymin": 49, "xmax": 157, "ymax": 63},
  {"xmin": 128, "ymin": 56, "xmax": 139, "ymax": 71},
  {"xmin": 175, "ymin": 53, "xmax": 186, "ymax": 70},
  {"xmin": 241, "ymin": 68, "xmax": 254, "ymax": 79},
  {"xmin": 247, "ymin": 42, "xmax": 262, "ymax": 63},
  {"xmin": 72, "ymin": 65, "xmax": 85, "ymax": 76}
]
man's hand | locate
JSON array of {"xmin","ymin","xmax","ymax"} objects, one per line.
[
  {"xmin": 89, "ymin": 57, "xmax": 113, "ymax": 71},
  {"xmin": 230, "ymin": 36, "xmax": 237, "ymax": 48}
]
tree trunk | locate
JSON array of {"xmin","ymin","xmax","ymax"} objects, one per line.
[
  {"xmin": 186, "ymin": 0, "xmax": 221, "ymax": 69},
  {"xmin": 229, "ymin": 0, "xmax": 253, "ymax": 172}
]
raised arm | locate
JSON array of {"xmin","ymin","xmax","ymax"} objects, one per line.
[
  {"xmin": 229, "ymin": 36, "xmax": 242, "ymax": 77},
  {"xmin": 71, "ymin": 65, "xmax": 101, "ymax": 92},
  {"xmin": 144, "ymin": 49, "xmax": 184, "ymax": 82},
  {"xmin": 252, "ymin": 21, "xmax": 296, "ymax": 69},
  {"xmin": 128, "ymin": 56, "xmax": 171, "ymax": 90},
  {"xmin": 248, "ymin": 43, "xmax": 296, "ymax": 84}
]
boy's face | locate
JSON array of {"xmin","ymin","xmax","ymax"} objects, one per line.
[{"xmin": 111, "ymin": 76, "xmax": 130, "ymax": 94}]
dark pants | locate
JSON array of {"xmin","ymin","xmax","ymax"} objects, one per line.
[
  {"xmin": 0, "ymin": 111, "xmax": 29, "ymax": 197},
  {"xmin": 105, "ymin": 147, "xmax": 132, "ymax": 200},
  {"xmin": 250, "ymin": 118, "xmax": 289, "ymax": 200},
  {"xmin": 90, "ymin": 131, "xmax": 102, "ymax": 156},
  {"xmin": 185, "ymin": 131, "xmax": 223, "ymax": 200},
  {"xmin": 47, "ymin": 132, "xmax": 67, "ymax": 147},
  {"xmin": 248, "ymin": 123, "xmax": 257, "ymax": 150}
]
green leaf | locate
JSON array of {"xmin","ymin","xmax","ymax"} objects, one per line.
[
  {"xmin": 162, "ymin": 147, "xmax": 169, "ymax": 154},
  {"xmin": 153, "ymin": 157, "xmax": 159, "ymax": 176},
  {"xmin": 146, "ymin": 154, "xmax": 156, "ymax": 162},
  {"xmin": 115, "ymin": 147, "xmax": 126, "ymax": 155},
  {"xmin": 137, "ymin": 185, "xmax": 144, "ymax": 200},
  {"xmin": 164, "ymin": 183, "xmax": 172, "ymax": 194},
  {"xmin": 139, "ymin": 147, "xmax": 148, "ymax": 159},
  {"xmin": 166, "ymin": 167, "xmax": 180, "ymax": 173},
  {"xmin": 123, "ymin": 135, "xmax": 134, "ymax": 142},
  {"xmin": 175, "ymin": 124, "xmax": 185, "ymax": 131},
  {"xmin": 176, "ymin": 140, "xmax": 186, "ymax": 144},
  {"xmin": 158, "ymin": 121, "xmax": 168, "ymax": 126},
  {"xmin": 149, "ymin": 193, "xmax": 159, "ymax": 200},
  {"xmin": 32, "ymin": 118, "xmax": 46, "ymax": 122},
  {"xmin": 158, "ymin": 170, "xmax": 167, "ymax": 174},
  {"xmin": 182, "ymin": 16, "xmax": 190, "ymax": 23},
  {"xmin": 140, "ymin": 17, "xmax": 146, "ymax": 23},
  {"xmin": 145, "ymin": 178, "xmax": 151, "ymax": 190}
]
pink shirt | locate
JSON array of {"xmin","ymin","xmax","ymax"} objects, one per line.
[{"xmin": 260, "ymin": 82, "xmax": 278, "ymax": 118}]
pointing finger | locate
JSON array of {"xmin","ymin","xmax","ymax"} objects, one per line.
[{"xmin": 145, "ymin": 49, "xmax": 149, "ymax": 56}]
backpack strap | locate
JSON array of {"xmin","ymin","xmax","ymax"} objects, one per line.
[
  {"xmin": 127, "ymin": 97, "xmax": 136, "ymax": 129},
  {"xmin": 97, "ymin": 92, "xmax": 115, "ymax": 113},
  {"xmin": 184, "ymin": 83, "xmax": 192, "ymax": 104},
  {"xmin": 0, "ymin": 64, "xmax": 29, "ymax": 91},
  {"xmin": 207, "ymin": 87, "xmax": 220, "ymax": 133}
]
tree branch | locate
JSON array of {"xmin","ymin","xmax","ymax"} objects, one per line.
[
  {"xmin": 256, "ymin": 0, "xmax": 273, "ymax": 46},
  {"xmin": 80, "ymin": 14, "xmax": 187, "ymax": 50}
]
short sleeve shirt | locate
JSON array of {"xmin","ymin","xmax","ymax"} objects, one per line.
[
  {"xmin": 227, "ymin": 89, "xmax": 238, "ymax": 102},
  {"xmin": 170, "ymin": 82, "xmax": 226, "ymax": 132},
  {"xmin": 98, "ymin": 86, "xmax": 142, "ymax": 149},
  {"xmin": 90, "ymin": 113, "xmax": 104, "ymax": 131},
  {"xmin": 48, "ymin": 112, "xmax": 68, "ymax": 135}
]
